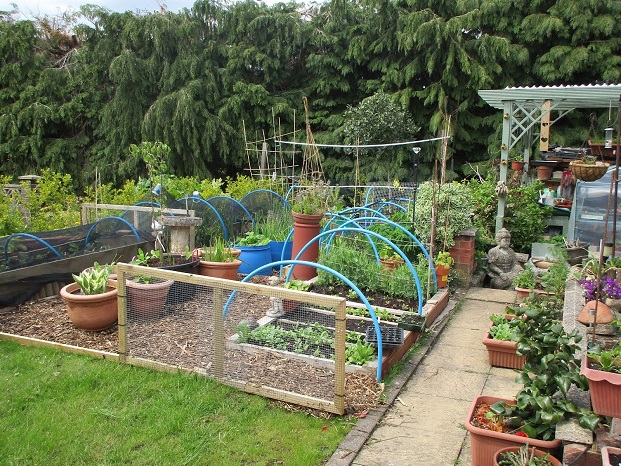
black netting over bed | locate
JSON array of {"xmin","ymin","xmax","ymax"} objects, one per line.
[
  {"xmin": 0, "ymin": 217, "xmax": 155, "ymax": 272},
  {"xmin": 240, "ymin": 189, "xmax": 289, "ymax": 223}
]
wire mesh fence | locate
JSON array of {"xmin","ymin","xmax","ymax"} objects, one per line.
[{"xmin": 116, "ymin": 263, "xmax": 348, "ymax": 414}]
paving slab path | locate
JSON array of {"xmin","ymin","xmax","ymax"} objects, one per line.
[{"xmin": 327, "ymin": 287, "xmax": 522, "ymax": 466}]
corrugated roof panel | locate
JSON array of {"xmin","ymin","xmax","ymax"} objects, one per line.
[{"xmin": 479, "ymin": 83, "xmax": 621, "ymax": 109}]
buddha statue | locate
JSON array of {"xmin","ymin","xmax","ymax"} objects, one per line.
[{"xmin": 487, "ymin": 228, "xmax": 523, "ymax": 290}]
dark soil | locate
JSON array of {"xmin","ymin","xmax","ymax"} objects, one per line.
[{"xmin": 311, "ymin": 283, "xmax": 418, "ymax": 311}]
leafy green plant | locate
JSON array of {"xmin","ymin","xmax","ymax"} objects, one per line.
[
  {"xmin": 291, "ymin": 182, "xmax": 342, "ymax": 215},
  {"xmin": 489, "ymin": 314, "xmax": 520, "ymax": 342},
  {"xmin": 71, "ymin": 262, "xmax": 114, "ymax": 295},
  {"xmin": 201, "ymin": 237, "xmax": 237, "ymax": 263},
  {"xmin": 490, "ymin": 300, "xmax": 599, "ymax": 440},
  {"xmin": 283, "ymin": 279, "xmax": 310, "ymax": 291},
  {"xmin": 413, "ymin": 180, "xmax": 474, "ymax": 250},
  {"xmin": 435, "ymin": 251, "xmax": 454, "ymax": 268},
  {"xmin": 503, "ymin": 181, "xmax": 553, "ymax": 254},
  {"xmin": 512, "ymin": 264, "xmax": 537, "ymax": 289},
  {"xmin": 345, "ymin": 340, "xmax": 376, "ymax": 365},
  {"xmin": 587, "ymin": 342, "xmax": 621, "ymax": 374},
  {"xmin": 236, "ymin": 230, "xmax": 270, "ymax": 246}
]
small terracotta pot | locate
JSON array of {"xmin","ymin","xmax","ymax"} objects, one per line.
[
  {"xmin": 581, "ymin": 356, "xmax": 621, "ymax": 418},
  {"xmin": 537, "ymin": 165, "xmax": 553, "ymax": 181},
  {"xmin": 435, "ymin": 265, "xmax": 450, "ymax": 288},
  {"xmin": 510, "ymin": 161, "xmax": 525, "ymax": 171}
]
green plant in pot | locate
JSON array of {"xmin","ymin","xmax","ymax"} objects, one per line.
[
  {"xmin": 235, "ymin": 230, "xmax": 272, "ymax": 275},
  {"xmin": 126, "ymin": 249, "xmax": 174, "ymax": 318},
  {"xmin": 291, "ymin": 181, "xmax": 342, "ymax": 216},
  {"xmin": 434, "ymin": 251, "xmax": 454, "ymax": 289},
  {"xmin": 494, "ymin": 444, "xmax": 561, "ymax": 466},
  {"xmin": 197, "ymin": 237, "xmax": 242, "ymax": 280},
  {"xmin": 466, "ymin": 297, "xmax": 599, "ymax": 465},
  {"xmin": 483, "ymin": 312, "xmax": 525, "ymax": 370},
  {"xmin": 581, "ymin": 341, "xmax": 621, "ymax": 418},
  {"xmin": 487, "ymin": 300, "xmax": 599, "ymax": 440},
  {"xmin": 60, "ymin": 262, "xmax": 118, "ymax": 331}
]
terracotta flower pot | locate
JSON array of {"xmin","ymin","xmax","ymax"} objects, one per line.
[
  {"xmin": 435, "ymin": 264, "xmax": 450, "ymax": 288},
  {"xmin": 510, "ymin": 161, "xmax": 525, "ymax": 171},
  {"xmin": 493, "ymin": 445, "xmax": 561, "ymax": 466},
  {"xmin": 482, "ymin": 331, "xmax": 525, "ymax": 370},
  {"xmin": 537, "ymin": 165, "xmax": 553, "ymax": 181},
  {"xmin": 197, "ymin": 259, "xmax": 241, "ymax": 280},
  {"xmin": 126, "ymin": 278, "xmax": 174, "ymax": 319},
  {"xmin": 291, "ymin": 211, "xmax": 323, "ymax": 281},
  {"xmin": 465, "ymin": 395, "xmax": 561, "ymax": 466},
  {"xmin": 602, "ymin": 446, "xmax": 621, "ymax": 466},
  {"xmin": 577, "ymin": 300, "xmax": 615, "ymax": 325},
  {"xmin": 580, "ymin": 356, "xmax": 621, "ymax": 418},
  {"xmin": 60, "ymin": 280, "xmax": 118, "ymax": 331}
]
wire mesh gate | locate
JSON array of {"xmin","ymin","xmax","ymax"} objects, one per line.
[{"xmin": 115, "ymin": 263, "xmax": 346, "ymax": 414}]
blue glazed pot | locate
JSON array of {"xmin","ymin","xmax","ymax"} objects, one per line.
[{"xmin": 269, "ymin": 240, "xmax": 293, "ymax": 264}]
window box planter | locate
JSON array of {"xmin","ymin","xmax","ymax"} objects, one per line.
[
  {"xmin": 482, "ymin": 332, "xmax": 524, "ymax": 370},
  {"xmin": 580, "ymin": 356, "xmax": 621, "ymax": 418}
]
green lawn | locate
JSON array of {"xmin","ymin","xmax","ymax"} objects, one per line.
[{"xmin": 0, "ymin": 340, "xmax": 352, "ymax": 465}]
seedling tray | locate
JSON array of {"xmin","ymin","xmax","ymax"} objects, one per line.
[{"xmin": 365, "ymin": 325, "xmax": 404, "ymax": 348}]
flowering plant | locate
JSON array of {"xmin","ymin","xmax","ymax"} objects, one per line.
[{"xmin": 578, "ymin": 277, "xmax": 621, "ymax": 302}]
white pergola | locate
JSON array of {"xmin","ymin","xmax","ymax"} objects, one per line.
[{"xmin": 478, "ymin": 83, "xmax": 621, "ymax": 233}]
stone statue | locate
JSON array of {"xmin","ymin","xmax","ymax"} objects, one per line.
[{"xmin": 487, "ymin": 228, "xmax": 523, "ymax": 290}]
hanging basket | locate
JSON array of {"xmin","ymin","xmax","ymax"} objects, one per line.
[{"xmin": 569, "ymin": 161, "xmax": 610, "ymax": 182}]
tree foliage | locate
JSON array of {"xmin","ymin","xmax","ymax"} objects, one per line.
[{"xmin": 0, "ymin": 0, "xmax": 619, "ymax": 191}]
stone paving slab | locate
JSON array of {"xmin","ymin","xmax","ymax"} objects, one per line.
[{"xmin": 329, "ymin": 289, "xmax": 519, "ymax": 466}]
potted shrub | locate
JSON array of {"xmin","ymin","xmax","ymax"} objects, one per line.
[
  {"xmin": 60, "ymin": 262, "xmax": 118, "ymax": 331},
  {"xmin": 235, "ymin": 230, "xmax": 272, "ymax": 275},
  {"xmin": 197, "ymin": 237, "xmax": 242, "ymax": 280},
  {"xmin": 434, "ymin": 251, "xmax": 454, "ymax": 289},
  {"xmin": 580, "ymin": 341, "xmax": 621, "ymax": 418},
  {"xmin": 493, "ymin": 444, "xmax": 561, "ymax": 466},
  {"xmin": 482, "ymin": 312, "xmax": 525, "ymax": 370},
  {"xmin": 126, "ymin": 249, "xmax": 174, "ymax": 318},
  {"xmin": 509, "ymin": 151, "xmax": 525, "ymax": 172},
  {"xmin": 465, "ymin": 299, "xmax": 599, "ymax": 466}
]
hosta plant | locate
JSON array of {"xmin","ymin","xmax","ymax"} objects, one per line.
[{"xmin": 72, "ymin": 262, "xmax": 114, "ymax": 295}]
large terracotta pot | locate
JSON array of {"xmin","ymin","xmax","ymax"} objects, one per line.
[
  {"xmin": 60, "ymin": 280, "xmax": 118, "ymax": 331},
  {"xmin": 291, "ymin": 211, "xmax": 323, "ymax": 280},
  {"xmin": 197, "ymin": 259, "xmax": 241, "ymax": 280},
  {"xmin": 126, "ymin": 278, "xmax": 174, "ymax": 319},
  {"xmin": 493, "ymin": 446, "xmax": 561, "ymax": 466},
  {"xmin": 580, "ymin": 356, "xmax": 621, "ymax": 418},
  {"xmin": 465, "ymin": 395, "xmax": 561, "ymax": 466}
]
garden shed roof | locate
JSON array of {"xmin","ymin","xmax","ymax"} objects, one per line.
[{"xmin": 479, "ymin": 83, "xmax": 621, "ymax": 110}]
